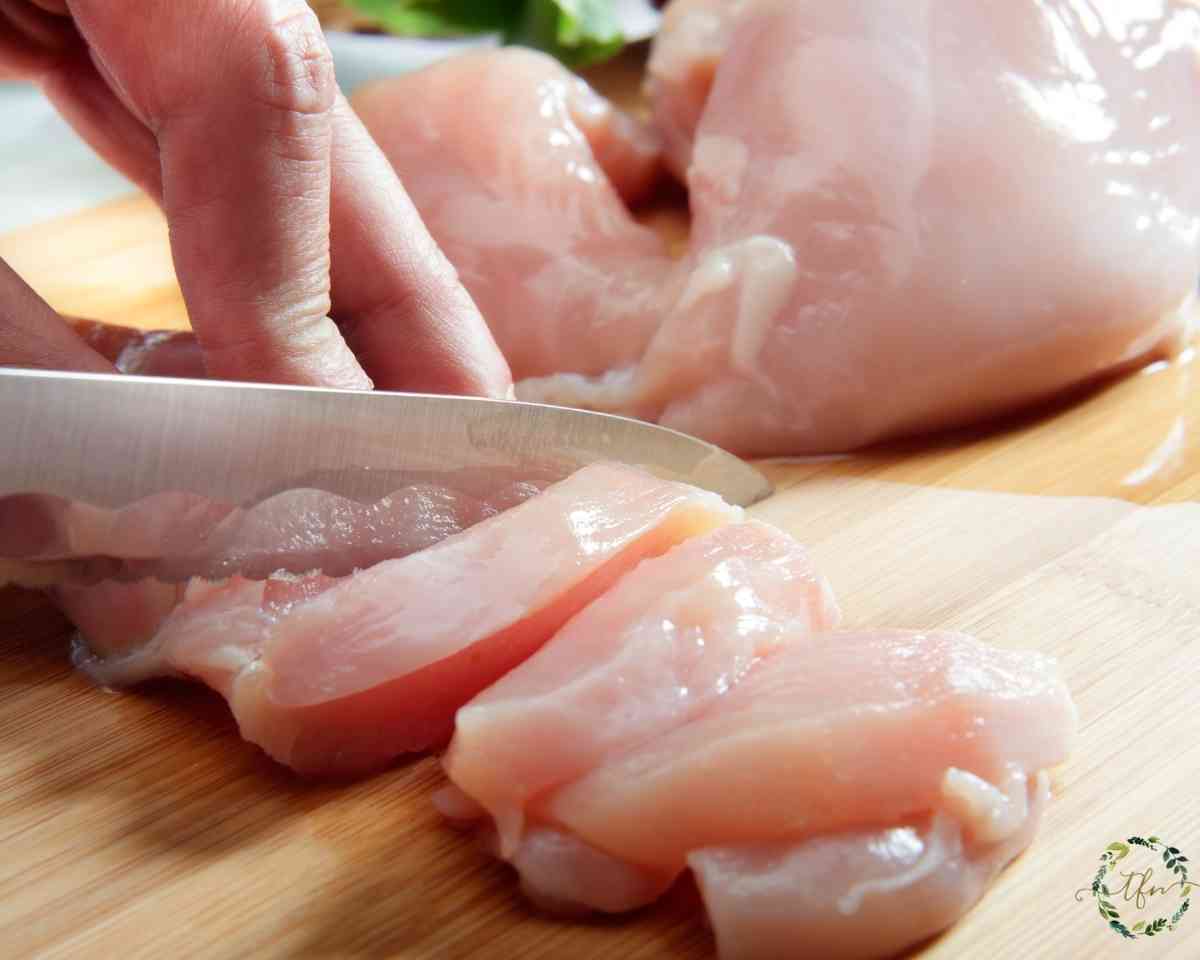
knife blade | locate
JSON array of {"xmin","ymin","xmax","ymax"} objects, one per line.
[{"xmin": 0, "ymin": 368, "xmax": 770, "ymax": 579}]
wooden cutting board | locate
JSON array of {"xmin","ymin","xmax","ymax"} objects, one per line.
[{"xmin": 2, "ymin": 197, "xmax": 1199, "ymax": 956}]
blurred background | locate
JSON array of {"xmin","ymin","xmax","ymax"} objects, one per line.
[
  {"xmin": 0, "ymin": 2, "xmax": 444, "ymax": 232},
  {"xmin": 0, "ymin": 0, "xmax": 657, "ymax": 233}
]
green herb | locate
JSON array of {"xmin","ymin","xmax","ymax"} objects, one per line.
[
  {"xmin": 344, "ymin": 0, "xmax": 628, "ymax": 67},
  {"xmin": 511, "ymin": 0, "xmax": 622, "ymax": 67}
]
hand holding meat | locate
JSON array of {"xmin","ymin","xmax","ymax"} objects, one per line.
[{"xmin": 0, "ymin": 0, "xmax": 512, "ymax": 396}]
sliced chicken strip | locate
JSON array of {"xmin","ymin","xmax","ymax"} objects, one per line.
[
  {"xmin": 444, "ymin": 521, "xmax": 840, "ymax": 853},
  {"xmin": 60, "ymin": 464, "xmax": 739, "ymax": 775}
]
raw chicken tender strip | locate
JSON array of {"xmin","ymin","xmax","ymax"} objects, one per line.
[
  {"xmin": 474, "ymin": 765, "xmax": 1051, "ymax": 956},
  {"xmin": 67, "ymin": 464, "xmax": 739, "ymax": 775},
  {"xmin": 524, "ymin": 0, "xmax": 1200, "ymax": 454},
  {"xmin": 546, "ymin": 630, "xmax": 1076, "ymax": 872},
  {"xmin": 445, "ymin": 521, "xmax": 841, "ymax": 853},
  {"xmin": 460, "ymin": 821, "xmax": 678, "ymax": 918},
  {"xmin": 690, "ymin": 770, "xmax": 1050, "ymax": 960},
  {"xmin": 1, "ymin": 492, "xmax": 237, "ymax": 564},
  {"xmin": 2, "ymin": 485, "xmax": 498, "ymax": 582},
  {"xmin": 0, "ymin": 480, "xmax": 549, "ymax": 587},
  {"xmin": 440, "ymin": 615, "xmax": 1073, "ymax": 941},
  {"xmin": 354, "ymin": 48, "xmax": 672, "ymax": 380}
]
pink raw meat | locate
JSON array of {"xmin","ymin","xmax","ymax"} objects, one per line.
[
  {"xmin": 531, "ymin": 0, "xmax": 1200, "ymax": 453},
  {"xmin": 644, "ymin": 0, "xmax": 734, "ymax": 178},
  {"xmin": 62, "ymin": 463, "xmax": 739, "ymax": 774},
  {"xmin": 444, "ymin": 520, "xmax": 841, "ymax": 853},
  {"xmin": 1, "ymin": 480, "xmax": 547, "ymax": 587},
  {"xmin": 352, "ymin": 48, "xmax": 673, "ymax": 381},
  {"xmin": 440, "ymin": 624, "xmax": 1074, "ymax": 958},
  {"xmin": 546, "ymin": 631, "xmax": 1075, "ymax": 871},
  {"xmin": 70, "ymin": 319, "xmax": 206, "ymax": 379},
  {"xmin": 689, "ymin": 769, "xmax": 1050, "ymax": 960},
  {"xmin": 356, "ymin": 2, "xmax": 1200, "ymax": 455}
]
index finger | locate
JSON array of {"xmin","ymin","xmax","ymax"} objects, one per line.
[{"xmin": 70, "ymin": 0, "xmax": 369, "ymax": 389}]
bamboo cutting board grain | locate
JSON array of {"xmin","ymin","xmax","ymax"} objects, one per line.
[{"xmin": 3, "ymin": 150, "xmax": 1200, "ymax": 960}]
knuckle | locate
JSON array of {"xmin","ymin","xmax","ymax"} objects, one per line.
[
  {"xmin": 154, "ymin": 3, "xmax": 336, "ymax": 155},
  {"xmin": 212, "ymin": 276, "xmax": 334, "ymax": 339},
  {"xmin": 198, "ymin": 305, "xmax": 359, "ymax": 386},
  {"xmin": 243, "ymin": 1, "xmax": 336, "ymax": 118},
  {"xmin": 338, "ymin": 287, "xmax": 421, "ymax": 340},
  {"xmin": 199, "ymin": 309, "xmax": 319, "ymax": 361}
]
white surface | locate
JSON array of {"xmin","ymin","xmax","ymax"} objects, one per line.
[
  {"xmin": 612, "ymin": 0, "xmax": 663, "ymax": 42},
  {"xmin": 0, "ymin": 82, "xmax": 133, "ymax": 234},
  {"xmin": 325, "ymin": 29, "xmax": 498, "ymax": 92},
  {"xmin": 0, "ymin": 32, "xmax": 499, "ymax": 235}
]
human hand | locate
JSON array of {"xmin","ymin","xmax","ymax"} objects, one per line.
[{"xmin": 0, "ymin": 0, "xmax": 513, "ymax": 396}]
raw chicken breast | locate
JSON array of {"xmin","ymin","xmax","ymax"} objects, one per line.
[
  {"xmin": 444, "ymin": 520, "xmax": 841, "ymax": 852},
  {"xmin": 548, "ymin": 631, "xmax": 1075, "ymax": 870},
  {"xmin": 525, "ymin": 0, "xmax": 1200, "ymax": 453},
  {"xmin": 644, "ymin": 0, "xmax": 734, "ymax": 177},
  {"xmin": 689, "ymin": 770, "xmax": 1049, "ymax": 960},
  {"xmin": 353, "ymin": 49, "xmax": 672, "ymax": 380},
  {"xmin": 440, "ymin": 626, "xmax": 1074, "ymax": 957},
  {"xmin": 65, "ymin": 463, "xmax": 739, "ymax": 774},
  {"xmin": 357, "ymin": 1, "xmax": 1200, "ymax": 455}
]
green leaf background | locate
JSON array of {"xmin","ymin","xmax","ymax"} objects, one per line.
[{"xmin": 344, "ymin": 0, "xmax": 629, "ymax": 66}]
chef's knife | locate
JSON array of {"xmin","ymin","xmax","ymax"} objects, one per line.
[{"xmin": 0, "ymin": 365, "xmax": 770, "ymax": 517}]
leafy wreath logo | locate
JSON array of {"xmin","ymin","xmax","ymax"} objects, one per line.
[{"xmin": 1081, "ymin": 836, "xmax": 1192, "ymax": 939}]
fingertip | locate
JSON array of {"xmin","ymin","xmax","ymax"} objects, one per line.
[
  {"xmin": 477, "ymin": 343, "xmax": 516, "ymax": 401},
  {"xmin": 456, "ymin": 348, "xmax": 515, "ymax": 400}
]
